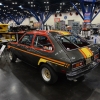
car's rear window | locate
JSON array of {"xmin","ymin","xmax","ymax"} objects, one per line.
[{"xmin": 58, "ymin": 35, "xmax": 89, "ymax": 50}]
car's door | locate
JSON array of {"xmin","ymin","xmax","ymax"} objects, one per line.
[
  {"xmin": 30, "ymin": 34, "xmax": 54, "ymax": 66},
  {"xmin": 16, "ymin": 33, "xmax": 34, "ymax": 63}
]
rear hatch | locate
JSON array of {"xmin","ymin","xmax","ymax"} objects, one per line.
[{"xmin": 58, "ymin": 35, "xmax": 99, "ymax": 70}]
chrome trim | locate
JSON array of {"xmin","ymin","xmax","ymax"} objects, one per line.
[{"xmin": 67, "ymin": 61, "xmax": 99, "ymax": 77}]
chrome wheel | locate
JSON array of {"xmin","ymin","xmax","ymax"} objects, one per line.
[{"xmin": 42, "ymin": 68, "xmax": 51, "ymax": 82}]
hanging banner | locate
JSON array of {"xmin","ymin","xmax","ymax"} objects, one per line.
[
  {"xmin": 83, "ymin": 0, "xmax": 96, "ymax": 2},
  {"xmin": 84, "ymin": 13, "xmax": 91, "ymax": 22}
]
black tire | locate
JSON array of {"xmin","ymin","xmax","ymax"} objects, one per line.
[
  {"xmin": 40, "ymin": 64, "xmax": 58, "ymax": 84},
  {"xmin": 9, "ymin": 50, "xmax": 17, "ymax": 62}
]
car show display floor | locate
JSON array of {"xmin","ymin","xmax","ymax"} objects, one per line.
[{"xmin": 0, "ymin": 51, "xmax": 100, "ymax": 100}]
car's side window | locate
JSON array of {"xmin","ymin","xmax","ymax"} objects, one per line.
[
  {"xmin": 19, "ymin": 34, "xmax": 33, "ymax": 46},
  {"xmin": 34, "ymin": 35, "xmax": 53, "ymax": 51}
]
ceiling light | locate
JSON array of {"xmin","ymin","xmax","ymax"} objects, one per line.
[
  {"xmin": 34, "ymin": 5, "xmax": 35, "ymax": 7},
  {"xmin": 0, "ymin": 3, "xmax": 3, "ymax": 5},
  {"xmin": 28, "ymin": 2, "xmax": 30, "ymax": 4},
  {"xmin": 60, "ymin": 3, "xmax": 62, "ymax": 5},
  {"xmin": 31, "ymin": 2, "xmax": 33, "ymax": 4},
  {"xmin": 18, "ymin": 5, "xmax": 23, "ymax": 9},
  {"xmin": 31, "ymin": 5, "xmax": 33, "ymax": 7},
  {"xmin": 15, "ymin": 2, "xmax": 17, "ymax": 4},
  {"xmin": 63, "ymin": 2, "xmax": 65, "ymax": 5},
  {"xmin": 47, "ymin": 2, "xmax": 49, "ymax": 3},
  {"xmin": 44, "ymin": 2, "xmax": 46, "ymax": 3},
  {"xmin": 12, "ymin": 2, "xmax": 14, "ymax": 4}
]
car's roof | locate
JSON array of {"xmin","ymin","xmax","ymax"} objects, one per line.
[
  {"xmin": 27, "ymin": 30, "xmax": 47, "ymax": 35},
  {"xmin": 49, "ymin": 30, "xmax": 71, "ymax": 35},
  {"xmin": 17, "ymin": 30, "xmax": 71, "ymax": 36}
]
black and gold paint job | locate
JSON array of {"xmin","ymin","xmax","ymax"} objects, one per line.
[{"xmin": 8, "ymin": 30, "xmax": 99, "ymax": 80}]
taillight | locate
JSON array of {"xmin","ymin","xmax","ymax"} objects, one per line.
[
  {"xmin": 72, "ymin": 61, "xmax": 84, "ymax": 68},
  {"xmin": 94, "ymin": 53, "xmax": 99, "ymax": 60}
]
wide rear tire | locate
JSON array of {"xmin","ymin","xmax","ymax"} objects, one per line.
[{"xmin": 40, "ymin": 64, "xmax": 58, "ymax": 84}]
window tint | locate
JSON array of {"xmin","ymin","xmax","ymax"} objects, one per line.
[
  {"xmin": 34, "ymin": 35, "xmax": 53, "ymax": 51},
  {"xmin": 19, "ymin": 34, "xmax": 33, "ymax": 46}
]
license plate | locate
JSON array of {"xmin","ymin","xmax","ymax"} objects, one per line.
[{"xmin": 86, "ymin": 57, "xmax": 91, "ymax": 65}]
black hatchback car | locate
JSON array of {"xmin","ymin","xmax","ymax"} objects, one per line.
[{"xmin": 8, "ymin": 30, "xmax": 99, "ymax": 84}]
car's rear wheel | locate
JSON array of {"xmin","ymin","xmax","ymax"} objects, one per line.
[
  {"xmin": 9, "ymin": 50, "xmax": 17, "ymax": 62},
  {"xmin": 40, "ymin": 64, "xmax": 58, "ymax": 84}
]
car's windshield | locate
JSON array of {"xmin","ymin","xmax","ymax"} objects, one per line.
[{"xmin": 58, "ymin": 35, "xmax": 89, "ymax": 50}]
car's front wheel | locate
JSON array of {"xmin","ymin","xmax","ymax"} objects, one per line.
[
  {"xmin": 9, "ymin": 50, "xmax": 17, "ymax": 62},
  {"xmin": 40, "ymin": 64, "xmax": 58, "ymax": 84}
]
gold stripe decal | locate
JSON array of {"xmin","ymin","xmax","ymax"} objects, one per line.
[
  {"xmin": 79, "ymin": 47, "xmax": 93, "ymax": 58},
  {"xmin": 38, "ymin": 58, "xmax": 69, "ymax": 67},
  {"xmin": 9, "ymin": 45, "xmax": 68, "ymax": 66},
  {"xmin": 86, "ymin": 47, "xmax": 93, "ymax": 56},
  {"xmin": 38, "ymin": 58, "xmax": 47, "ymax": 65}
]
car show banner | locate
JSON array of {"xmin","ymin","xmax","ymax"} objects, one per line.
[
  {"xmin": 83, "ymin": 0, "xmax": 96, "ymax": 2},
  {"xmin": 84, "ymin": 13, "xmax": 91, "ymax": 23}
]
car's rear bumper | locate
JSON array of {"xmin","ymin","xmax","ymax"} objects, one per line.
[{"xmin": 66, "ymin": 61, "xmax": 99, "ymax": 80}]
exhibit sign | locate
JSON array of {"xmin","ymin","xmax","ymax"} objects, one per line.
[
  {"xmin": 64, "ymin": 16, "xmax": 67, "ymax": 20},
  {"xmin": 54, "ymin": 18, "xmax": 60, "ymax": 22},
  {"xmin": 84, "ymin": 13, "xmax": 91, "ymax": 23}
]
